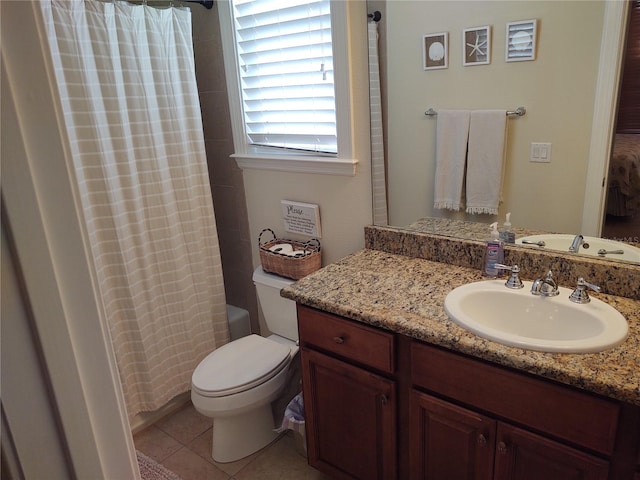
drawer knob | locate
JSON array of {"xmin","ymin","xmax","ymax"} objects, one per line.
[
  {"xmin": 497, "ymin": 441, "xmax": 508, "ymax": 455},
  {"xmin": 333, "ymin": 336, "xmax": 344, "ymax": 344},
  {"xmin": 477, "ymin": 434, "xmax": 487, "ymax": 447}
]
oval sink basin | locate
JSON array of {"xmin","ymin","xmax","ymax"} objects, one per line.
[
  {"xmin": 444, "ymin": 280, "xmax": 628, "ymax": 353},
  {"xmin": 516, "ymin": 234, "xmax": 640, "ymax": 262}
]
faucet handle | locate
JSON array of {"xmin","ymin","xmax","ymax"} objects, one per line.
[
  {"xmin": 494, "ymin": 264, "xmax": 524, "ymax": 289},
  {"xmin": 569, "ymin": 277, "xmax": 601, "ymax": 304}
]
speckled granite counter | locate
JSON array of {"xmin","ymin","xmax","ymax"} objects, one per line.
[
  {"xmin": 366, "ymin": 224, "xmax": 640, "ymax": 299},
  {"xmin": 281, "ymin": 249, "xmax": 640, "ymax": 406}
]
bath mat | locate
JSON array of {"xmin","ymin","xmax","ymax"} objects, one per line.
[{"xmin": 136, "ymin": 451, "xmax": 183, "ymax": 480}]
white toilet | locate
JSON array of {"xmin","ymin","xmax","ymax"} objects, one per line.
[{"xmin": 191, "ymin": 266, "xmax": 299, "ymax": 463}]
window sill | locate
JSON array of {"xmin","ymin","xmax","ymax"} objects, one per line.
[{"xmin": 232, "ymin": 153, "xmax": 358, "ymax": 176}]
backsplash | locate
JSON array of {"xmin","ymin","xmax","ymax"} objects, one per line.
[{"xmin": 365, "ymin": 225, "xmax": 640, "ymax": 300}]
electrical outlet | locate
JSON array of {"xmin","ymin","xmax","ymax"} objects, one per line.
[{"xmin": 530, "ymin": 142, "xmax": 552, "ymax": 163}]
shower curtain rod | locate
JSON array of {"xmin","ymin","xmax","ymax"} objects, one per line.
[
  {"xmin": 184, "ymin": 0, "xmax": 213, "ymax": 8},
  {"xmin": 137, "ymin": 0, "xmax": 214, "ymax": 9}
]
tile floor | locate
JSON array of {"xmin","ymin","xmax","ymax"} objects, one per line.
[{"xmin": 134, "ymin": 401, "xmax": 331, "ymax": 480}]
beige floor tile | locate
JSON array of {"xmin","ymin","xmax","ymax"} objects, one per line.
[
  {"xmin": 234, "ymin": 435, "xmax": 329, "ymax": 480},
  {"xmin": 186, "ymin": 428, "xmax": 214, "ymax": 463},
  {"xmin": 155, "ymin": 402, "xmax": 212, "ymax": 445},
  {"xmin": 134, "ymin": 425, "xmax": 183, "ymax": 463},
  {"xmin": 162, "ymin": 447, "xmax": 229, "ymax": 480}
]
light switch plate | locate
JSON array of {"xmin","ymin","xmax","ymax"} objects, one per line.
[{"xmin": 530, "ymin": 142, "xmax": 551, "ymax": 163}]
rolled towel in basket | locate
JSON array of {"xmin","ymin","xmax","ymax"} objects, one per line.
[{"xmin": 269, "ymin": 243, "xmax": 293, "ymax": 254}]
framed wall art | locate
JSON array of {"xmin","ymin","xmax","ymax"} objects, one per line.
[
  {"xmin": 423, "ymin": 32, "xmax": 448, "ymax": 70},
  {"xmin": 506, "ymin": 19, "xmax": 537, "ymax": 62},
  {"xmin": 463, "ymin": 26, "xmax": 491, "ymax": 66}
]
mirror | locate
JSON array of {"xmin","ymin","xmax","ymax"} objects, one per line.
[{"xmin": 374, "ymin": 0, "xmax": 639, "ymax": 264}]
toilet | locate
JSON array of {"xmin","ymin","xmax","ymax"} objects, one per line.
[{"xmin": 191, "ymin": 266, "xmax": 299, "ymax": 463}]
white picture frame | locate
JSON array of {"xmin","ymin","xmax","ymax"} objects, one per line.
[
  {"xmin": 506, "ymin": 19, "xmax": 537, "ymax": 62},
  {"xmin": 423, "ymin": 32, "xmax": 448, "ymax": 70},
  {"xmin": 463, "ymin": 26, "xmax": 491, "ymax": 66}
]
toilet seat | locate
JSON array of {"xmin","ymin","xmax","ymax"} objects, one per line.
[{"xmin": 192, "ymin": 334, "xmax": 291, "ymax": 398}]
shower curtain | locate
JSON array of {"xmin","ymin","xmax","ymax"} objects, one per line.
[
  {"xmin": 369, "ymin": 20, "xmax": 388, "ymax": 226},
  {"xmin": 39, "ymin": 0, "xmax": 230, "ymax": 419}
]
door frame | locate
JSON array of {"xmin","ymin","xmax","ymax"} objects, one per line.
[{"xmin": 582, "ymin": 1, "xmax": 630, "ymax": 236}]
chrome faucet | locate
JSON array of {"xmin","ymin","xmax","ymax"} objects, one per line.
[
  {"xmin": 568, "ymin": 234, "xmax": 584, "ymax": 252},
  {"xmin": 494, "ymin": 264, "xmax": 524, "ymax": 289},
  {"xmin": 569, "ymin": 277, "xmax": 600, "ymax": 304},
  {"xmin": 531, "ymin": 270, "xmax": 559, "ymax": 297}
]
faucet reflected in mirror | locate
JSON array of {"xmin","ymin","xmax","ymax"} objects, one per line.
[{"xmin": 373, "ymin": 0, "xmax": 640, "ymax": 259}]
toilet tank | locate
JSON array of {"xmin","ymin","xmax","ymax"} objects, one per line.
[{"xmin": 252, "ymin": 266, "xmax": 298, "ymax": 341}]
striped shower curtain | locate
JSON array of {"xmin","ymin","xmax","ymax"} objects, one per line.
[
  {"xmin": 369, "ymin": 20, "xmax": 388, "ymax": 226},
  {"xmin": 39, "ymin": 0, "xmax": 230, "ymax": 419}
]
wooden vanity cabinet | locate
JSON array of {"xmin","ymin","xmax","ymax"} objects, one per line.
[
  {"xmin": 410, "ymin": 390, "xmax": 609, "ymax": 480},
  {"xmin": 410, "ymin": 390, "xmax": 496, "ymax": 479},
  {"xmin": 298, "ymin": 305, "xmax": 397, "ymax": 480},
  {"xmin": 411, "ymin": 341, "xmax": 621, "ymax": 480},
  {"xmin": 297, "ymin": 305, "xmax": 639, "ymax": 480}
]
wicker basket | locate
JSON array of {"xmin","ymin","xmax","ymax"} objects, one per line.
[{"xmin": 258, "ymin": 228, "xmax": 321, "ymax": 280}]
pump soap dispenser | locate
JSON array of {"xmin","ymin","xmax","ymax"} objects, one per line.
[
  {"xmin": 500, "ymin": 212, "xmax": 516, "ymax": 244},
  {"xmin": 483, "ymin": 222, "xmax": 504, "ymax": 278}
]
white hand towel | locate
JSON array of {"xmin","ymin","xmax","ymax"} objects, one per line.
[
  {"xmin": 466, "ymin": 110, "xmax": 508, "ymax": 215},
  {"xmin": 433, "ymin": 110, "xmax": 471, "ymax": 211}
]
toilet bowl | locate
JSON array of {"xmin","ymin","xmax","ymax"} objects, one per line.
[{"xmin": 191, "ymin": 267, "xmax": 299, "ymax": 463}]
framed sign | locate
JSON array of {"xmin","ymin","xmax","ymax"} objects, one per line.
[
  {"xmin": 463, "ymin": 26, "xmax": 491, "ymax": 66},
  {"xmin": 506, "ymin": 19, "xmax": 537, "ymax": 62},
  {"xmin": 281, "ymin": 200, "xmax": 322, "ymax": 237},
  {"xmin": 423, "ymin": 32, "xmax": 448, "ymax": 70}
]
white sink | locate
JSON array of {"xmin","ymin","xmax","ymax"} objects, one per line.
[
  {"xmin": 516, "ymin": 234, "xmax": 640, "ymax": 262},
  {"xmin": 444, "ymin": 280, "xmax": 628, "ymax": 353}
]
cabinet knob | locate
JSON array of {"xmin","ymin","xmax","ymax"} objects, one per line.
[
  {"xmin": 380, "ymin": 394, "xmax": 388, "ymax": 406},
  {"xmin": 497, "ymin": 441, "xmax": 508, "ymax": 455},
  {"xmin": 333, "ymin": 336, "xmax": 344, "ymax": 344},
  {"xmin": 477, "ymin": 434, "xmax": 487, "ymax": 447}
]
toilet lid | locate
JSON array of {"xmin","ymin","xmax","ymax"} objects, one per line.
[{"xmin": 192, "ymin": 334, "xmax": 291, "ymax": 397}]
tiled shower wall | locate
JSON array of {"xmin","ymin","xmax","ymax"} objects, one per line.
[{"xmin": 191, "ymin": 6, "xmax": 260, "ymax": 333}]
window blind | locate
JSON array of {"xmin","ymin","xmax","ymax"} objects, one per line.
[{"xmin": 232, "ymin": 0, "xmax": 337, "ymax": 154}]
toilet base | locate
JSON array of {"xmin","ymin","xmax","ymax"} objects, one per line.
[{"xmin": 211, "ymin": 403, "xmax": 280, "ymax": 463}]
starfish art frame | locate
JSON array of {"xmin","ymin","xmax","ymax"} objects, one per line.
[{"xmin": 463, "ymin": 26, "xmax": 491, "ymax": 66}]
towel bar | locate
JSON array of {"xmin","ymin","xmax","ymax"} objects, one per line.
[{"xmin": 425, "ymin": 106, "xmax": 526, "ymax": 117}]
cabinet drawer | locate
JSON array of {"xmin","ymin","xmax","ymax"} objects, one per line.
[
  {"xmin": 411, "ymin": 341, "xmax": 620, "ymax": 455},
  {"xmin": 297, "ymin": 305, "xmax": 395, "ymax": 374}
]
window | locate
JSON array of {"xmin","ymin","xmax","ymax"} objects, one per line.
[
  {"xmin": 219, "ymin": 0, "xmax": 359, "ymax": 175},
  {"xmin": 233, "ymin": 0, "xmax": 337, "ymax": 154}
]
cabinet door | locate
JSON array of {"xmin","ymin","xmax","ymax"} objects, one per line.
[
  {"xmin": 493, "ymin": 422, "xmax": 609, "ymax": 480},
  {"xmin": 410, "ymin": 390, "xmax": 495, "ymax": 480},
  {"xmin": 301, "ymin": 347, "xmax": 396, "ymax": 480}
]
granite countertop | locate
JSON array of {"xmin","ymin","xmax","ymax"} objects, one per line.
[{"xmin": 281, "ymin": 249, "xmax": 640, "ymax": 406}]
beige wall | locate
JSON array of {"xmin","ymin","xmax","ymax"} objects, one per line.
[
  {"xmin": 386, "ymin": 1, "xmax": 605, "ymax": 234},
  {"xmin": 191, "ymin": 6, "xmax": 260, "ymax": 331}
]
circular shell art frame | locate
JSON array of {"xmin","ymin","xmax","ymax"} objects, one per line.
[
  {"xmin": 506, "ymin": 19, "xmax": 537, "ymax": 62},
  {"xmin": 423, "ymin": 32, "xmax": 448, "ymax": 70}
]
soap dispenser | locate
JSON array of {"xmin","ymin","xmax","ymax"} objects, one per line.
[
  {"xmin": 500, "ymin": 212, "xmax": 516, "ymax": 244},
  {"xmin": 482, "ymin": 222, "xmax": 504, "ymax": 278}
]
